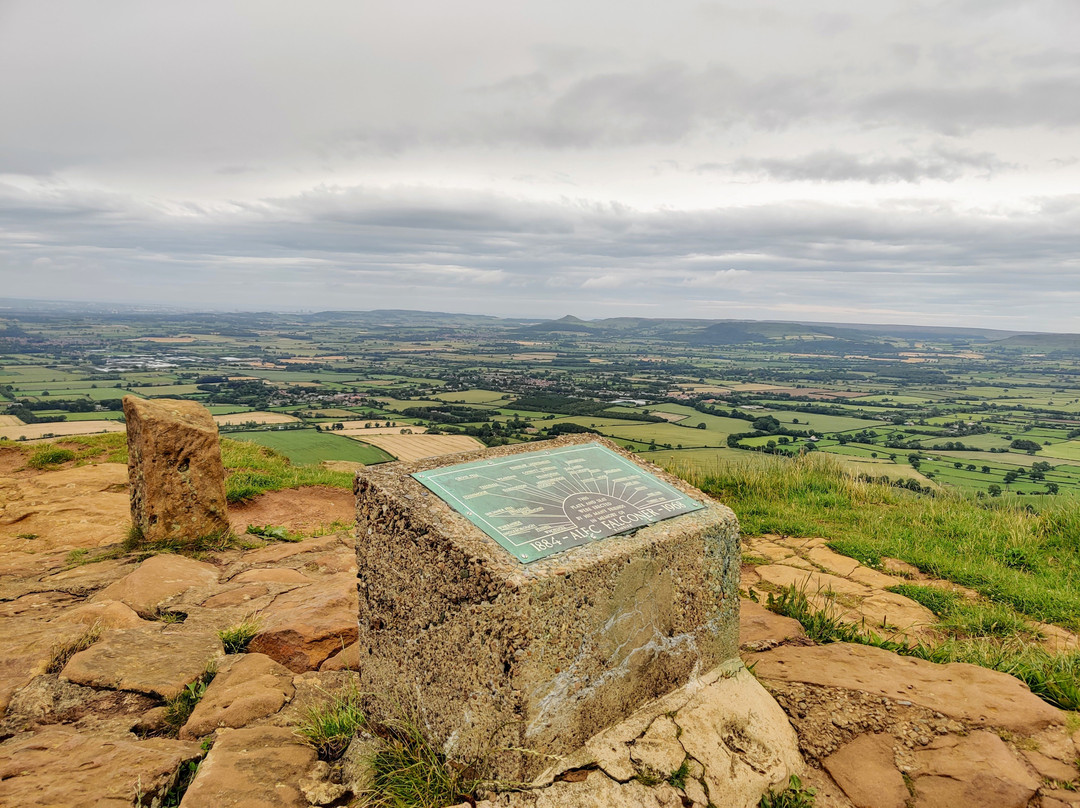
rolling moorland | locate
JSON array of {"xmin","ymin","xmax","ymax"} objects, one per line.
[{"xmin": 3, "ymin": 302, "xmax": 1080, "ymax": 805}]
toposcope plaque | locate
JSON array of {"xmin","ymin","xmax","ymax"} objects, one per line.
[
  {"xmin": 412, "ymin": 442, "xmax": 704, "ymax": 563},
  {"xmin": 354, "ymin": 435, "xmax": 741, "ymax": 781}
]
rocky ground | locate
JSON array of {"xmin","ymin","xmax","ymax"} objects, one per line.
[{"xmin": 1, "ymin": 449, "xmax": 1078, "ymax": 807}]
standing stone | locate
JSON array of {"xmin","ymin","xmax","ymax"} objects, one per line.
[{"xmin": 123, "ymin": 396, "xmax": 229, "ymax": 545}]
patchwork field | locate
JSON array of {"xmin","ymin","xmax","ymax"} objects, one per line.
[
  {"xmin": 339, "ymin": 424, "xmax": 428, "ymax": 435},
  {"xmin": 0, "ymin": 421, "xmax": 125, "ymax": 441},
  {"xmin": 0, "ymin": 415, "xmax": 24, "ymax": 426},
  {"xmin": 229, "ymin": 428, "xmax": 393, "ymax": 465},
  {"xmin": 351, "ymin": 433, "xmax": 484, "ymax": 461},
  {"xmin": 213, "ymin": 411, "xmax": 300, "ymax": 426}
]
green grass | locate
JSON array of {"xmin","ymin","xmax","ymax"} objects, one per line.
[
  {"xmin": 220, "ymin": 439, "xmax": 355, "ymax": 502},
  {"xmin": 27, "ymin": 446, "xmax": 75, "ymax": 468},
  {"xmin": 758, "ymin": 774, "xmax": 816, "ymax": 808},
  {"xmin": 687, "ymin": 454, "xmax": 1080, "ymax": 628},
  {"xmin": 228, "ymin": 428, "xmax": 393, "ymax": 465},
  {"xmin": 295, "ymin": 686, "xmax": 367, "ymax": 760},
  {"xmin": 886, "ymin": 584, "xmax": 959, "ymax": 617},
  {"xmin": 164, "ymin": 666, "xmax": 217, "ymax": 731},
  {"xmin": 218, "ymin": 618, "xmax": 260, "ymax": 654},
  {"xmin": 766, "ymin": 583, "xmax": 1080, "ymax": 711},
  {"xmin": 363, "ymin": 709, "xmax": 486, "ymax": 808}
]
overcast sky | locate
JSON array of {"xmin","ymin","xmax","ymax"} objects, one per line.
[{"xmin": 2, "ymin": 1, "xmax": 1079, "ymax": 330}]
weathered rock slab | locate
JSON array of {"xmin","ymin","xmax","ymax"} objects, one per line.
[
  {"xmin": 823, "ymin": 733, "xmax": 908, "ymax": 808},
  {"xmin": 478, "ymin": 773, "xmax": 685, "ymax": 807},
  {"xmin": 751, "ymin": 642, "xmax": 1063, "ymax": 733},
  {"xmin": 248, "ymin": 573, "xmax": 358, "ymax": 672},
  {"xmin": 179, "ymin": 725, "xmax": 317, "ymax": 808},
  {"xmin": 61, "ymin": 627, "xmax": 222, "ymax": 699},
  {"xmin": 93, "ymin": 553, "xmax": 219, "ymax": 617},
  {"xmin": 910, "ymin": 731, "xmax": 1039, "ymax": 808},
  {"xmin": 124, "ymin": 396, "xmax": 229, "ymax": 545},
  {"xmin": 181, "ymin": 653, "xmax": 295, "ymax": 739},
  {"xmin": 0, "ymin": 727, "xmax": 200, "ymax": 808},
  {"xmin": 675, "ymin": 667, "xmax": 803, "ymax": 808},
  {"xmin": 548, "ymin": 664, "xmax": 802, "ymax": 808},
  {"xmin": 739, "ymin": 598, "xmax": 805, "ymax": 650}
]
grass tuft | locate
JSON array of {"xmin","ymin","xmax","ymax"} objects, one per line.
[
  {"xmin": 296, "ymin": 686, "xmax": 367, "ymax": 761},
  {"xmin": 245, "ymin": 523, "xmax": 302, "ymax": 543},
  {"xmin": 363, "ymin": 709, "xmax": 486, "ymax": 808},
  {"xmin": 218, "ymin": 617, "xmax": 260, "ymax": 654},
  {"xmin": 759, "ymin": 774, "xmax": 816, "ymax": 808},
  {"xmin": 27, "ymin": 446, "xmax": 75, "ymax": 468},
  {"xmin": 46, "ymin": 622, "xmax": 102, "ymax": 673},
  {"xmin": 163, "ymin": 665, "xmax": 217, "ymax": 731}
]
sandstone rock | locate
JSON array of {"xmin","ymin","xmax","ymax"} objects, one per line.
[
  {"xmin": 857, "ymin": 590, "xmax": 935, "ymax": 634},
  {"xmin": 485, "ymin": 773, "xmax": 685, "ymax": 807},
  {"xmin": 739, "ymin": 599, "xmax": 805, "ymax": 649},
  {"xmin": 61, "ymin": 626, "xmax": 222, "ymax": 699},
  {"xmin": 180, "ymin": 653, "xmax": 295, "ymax": 739},
  {"xmin": 0, "ymin": 614, "xmax": 84, "ymax": 718},
  {"xmin": 248, "ymin": 573, "xmax": 358, "ymax": 672},
  {"xmin": 202, "ymin": 584, "xmax": 270, "ymax": 608},
  {"xmin": 756, "ymin": 564, "xmax": 870, "ymax": 598},
  {"xmin": 751, "ymin": 643, "xmax": 1063, "ymax": 733},
  {"xmin": 882, "ymin": 557, "xmax": 919, "ymax": 576},
  {"xmin": 1042, "ymin": 788, "xmax": 1080, "ymax": 808},
  {"xmin": 93, "ymin": 553, "xmax": 219, "ymax": 617},
  {"xmin": 232, "ymin": 567, "xmax": 312, "ymax": 585},
  {"xmin": 60, "ymin": 599, "xmax": 148, "ymax": 628},
  {"xmin": 240, "ymin": 534, "xmax": 343, "ymax": 564},
  {"xmin": 320, "ymin": 641, "xmax": 360, "ymax": 671},
  {"xmin": 0, "ymin": 673, "xmax": 156, "ymax": 737},
  {"xmin": 823, "ymin": 733, "xmax": 908, "ymax": 808},
  {"xmin": 675, "ymin": 667, "xmax": 803, "ymax": 808},
  {"xmin": 298, "ymin": 760, "xmax": 349, "ymax": 805},
  {"xmin": 124, "ymin": 396, "xmax": 229, "ymax": 545},
  {"xmin": 743, "ymin": 537, "xmax": 796, "ymax": 561},
  {"xmin": 0, "ymin": 726, "xmax": 200, "ymax": 807},
  {"xmin": 1022, "ymin": 749, "xmax": 1078, "ymax": 783},
  {"xmin": 910, "ymin": 731, "xmax": 1039, "ymax": 808},
  {"xmin": 806, "ymin": 546, "xmax": 861, "ymax": 578},
  {"xmin": 0, "ymin": 463, "xmax": 130, "ymax": 555},
  {"xmin": 179, "ymin": 725, "xmax": 318, "ymax": 808},
  {"xmin": 629, "ymin": 715, "xmax": 685, "ymax": 775}
]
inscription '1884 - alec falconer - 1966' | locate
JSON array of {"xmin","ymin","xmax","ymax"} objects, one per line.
[{"xmin": 411, "ymin": 442, "xmax": 704, "ymax": 563}]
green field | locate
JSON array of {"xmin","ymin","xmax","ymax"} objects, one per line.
[{"xmin": 229, "ymin": 429, "xmax": 393, "ymax": 465}]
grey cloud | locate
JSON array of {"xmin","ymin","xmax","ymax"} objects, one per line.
[
  {"xmin": 3, "ymin": 182, "xmax": 1078, "ymax": 328},
  {"xmin": 723, "ymin": 147, "xmax": 1012, "ymax": 183}
]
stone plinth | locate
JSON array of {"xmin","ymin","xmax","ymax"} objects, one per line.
[
  {"xmin": 354, "ymin": 435, "xmax": 740, "ymax": 780},
  {"xmin": 123, "ymin": 396, "xmax": 229, "ymax": 545}
]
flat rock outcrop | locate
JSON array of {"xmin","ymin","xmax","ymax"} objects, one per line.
[
  {"xmin": 61, "ymin": 626, "xmax": 222, "ymax": 699},
  {"xmin": 543, "ymin": 664, "xmax": 803, "ymax": 808},
  {"xmin": 0, "ymin": 727, "xmax": 200, "ymax": 807},
  {"xmin": 750, "ymin": 642, "xmax": 1062, "ymax": 734},
  {"xmin": 124, "ymin": 396, "xmax": 229, "ymax": 544},
  {"xmin": 247, "ymin": 572, "xmax": 359, "ymax": 672},
  {"xmin": 179, "ymin": 726, "xmax": 317, "ymax": 808},
  {"xmin": 180, "ymin": 653, "xmax": 294, "ymax": 739},
  {"xmin": 92, "ymin": 553, "xmax": 219, "ymax": 617}
]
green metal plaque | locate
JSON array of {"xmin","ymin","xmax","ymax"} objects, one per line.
[{"xmin": 412, "ymin": 442, "xmax": 705, "ymax": 564}]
